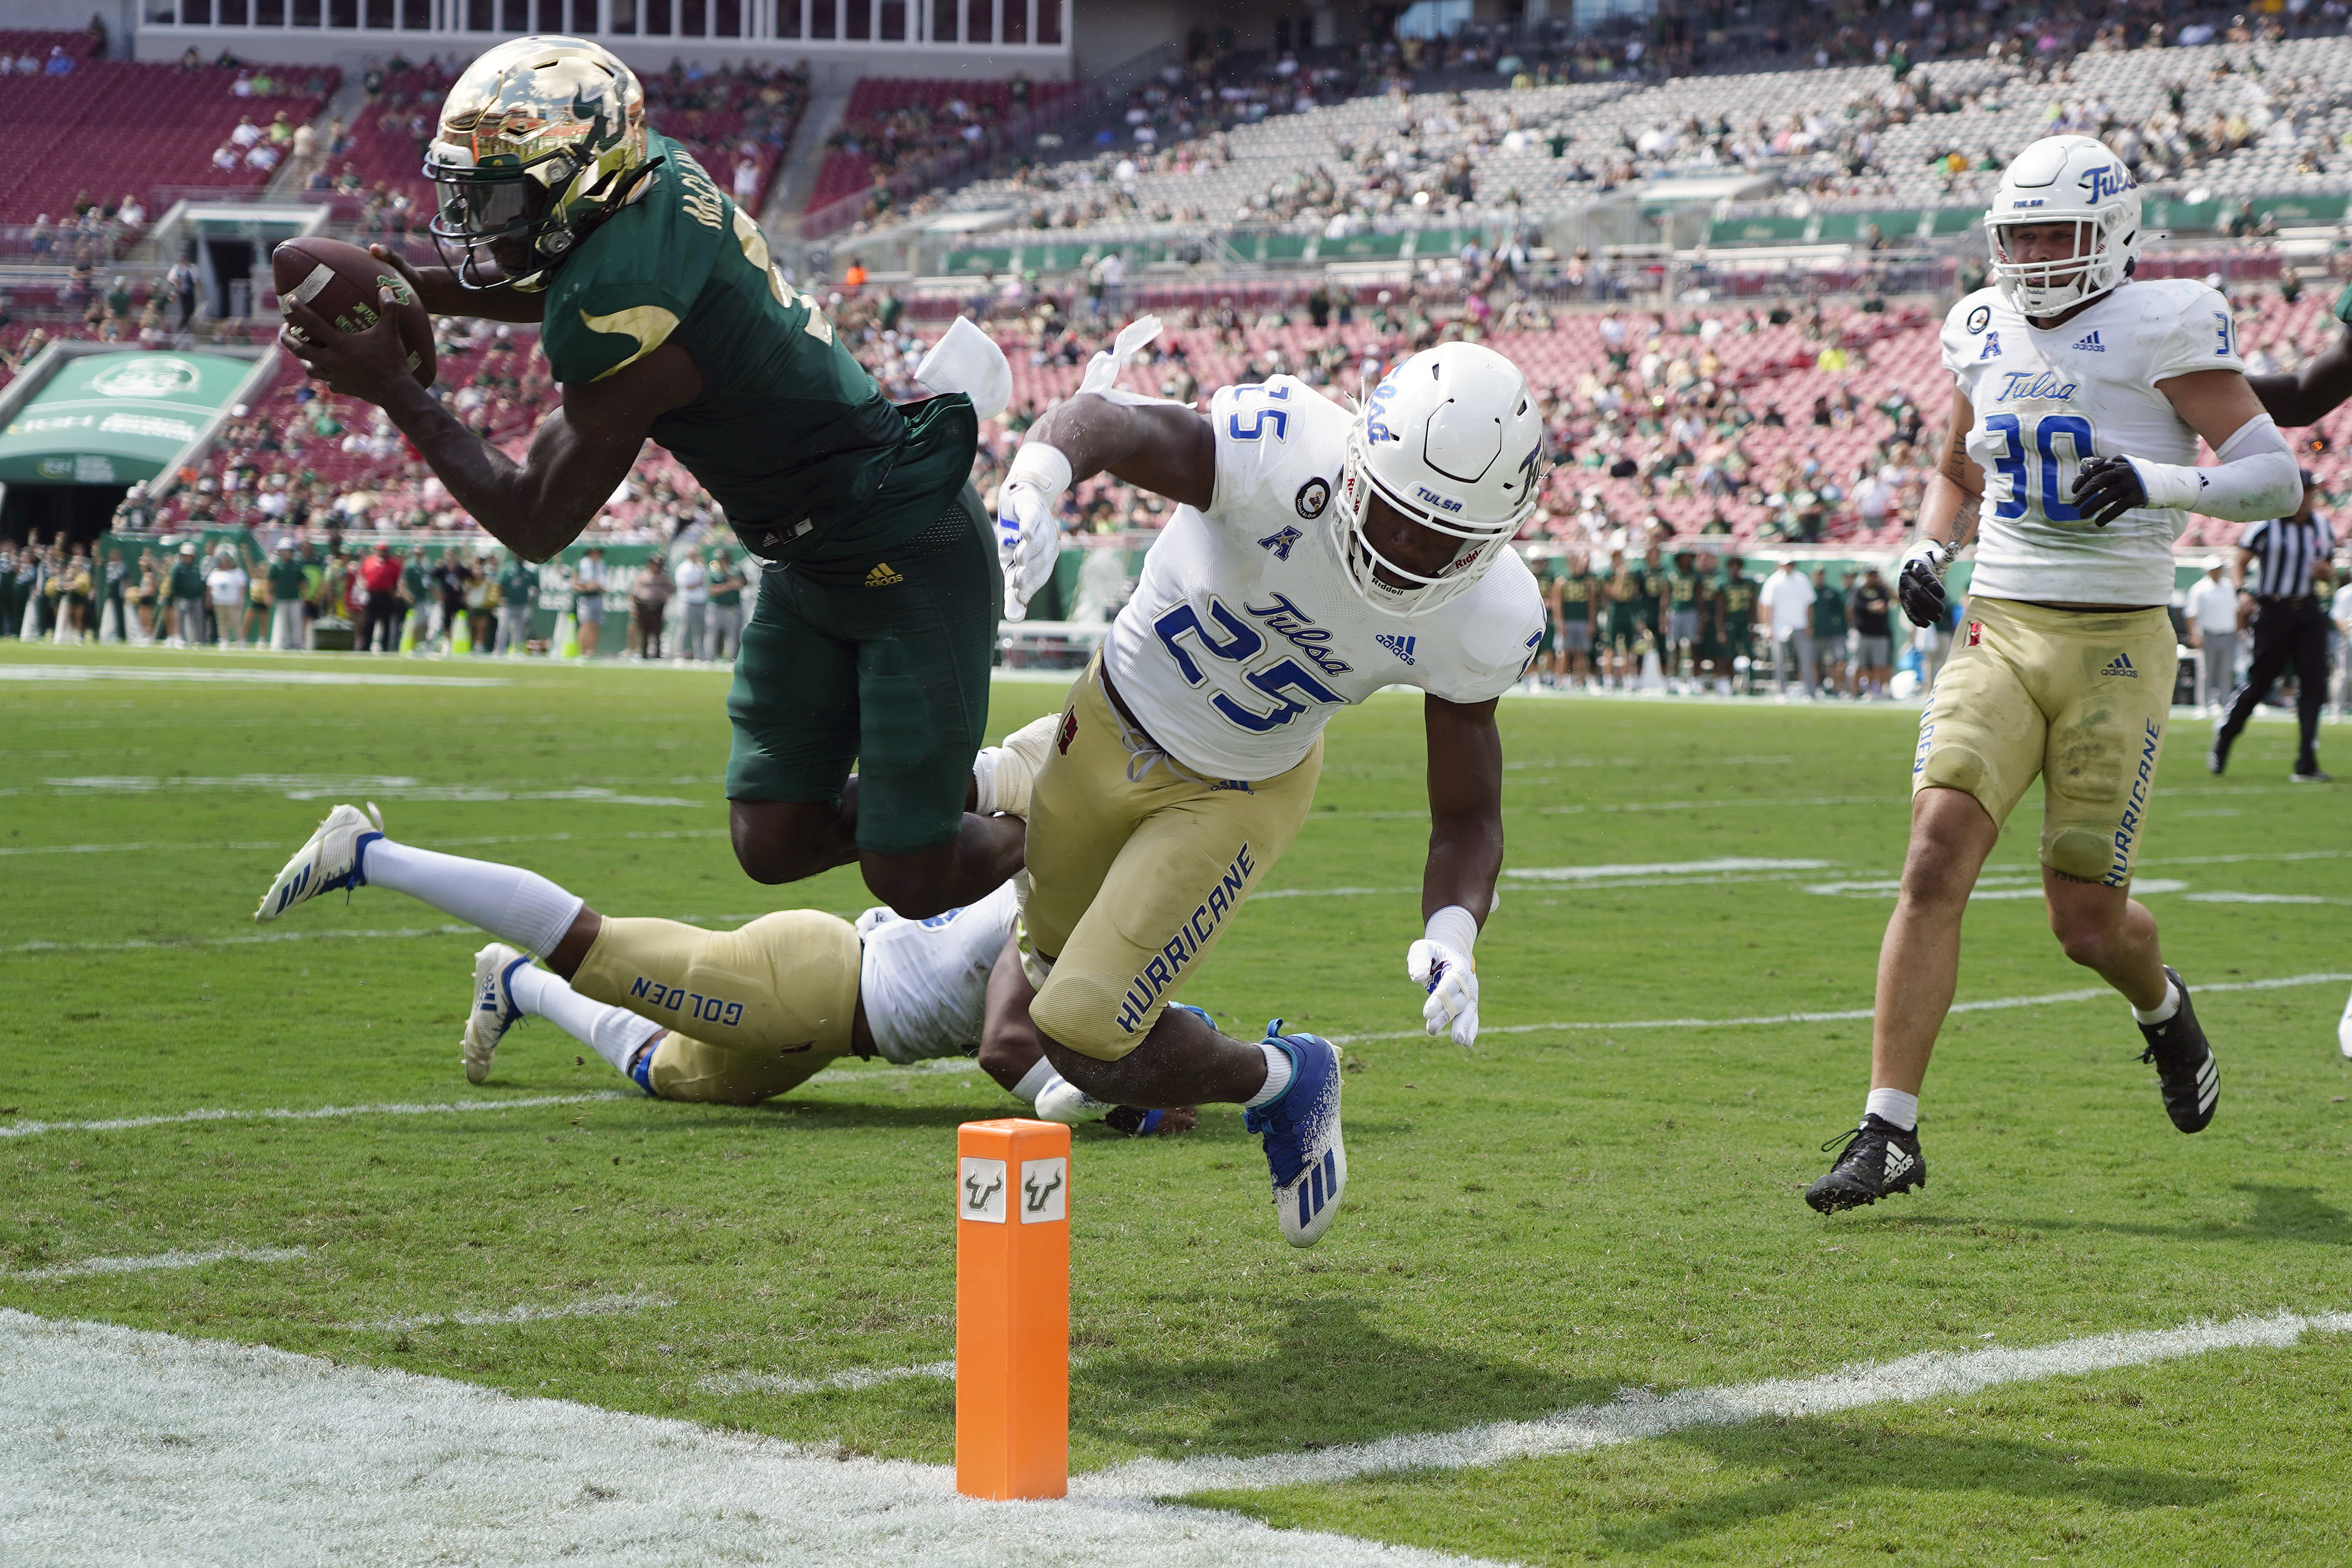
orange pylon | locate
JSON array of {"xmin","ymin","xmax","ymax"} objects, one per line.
[{"xmin": 955, "ymin": 1118, "xmax": 1070, "ymax": 1500}]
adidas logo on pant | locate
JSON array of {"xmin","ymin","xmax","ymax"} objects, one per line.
[{"xmin": 2101, "ymin": 652, "xmax": 2138, "ymax": 679}]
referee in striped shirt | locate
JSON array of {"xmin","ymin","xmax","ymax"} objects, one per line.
[{"xmin": 2209, "ymin": 469, "xmax": 2335, "ymax": 783}]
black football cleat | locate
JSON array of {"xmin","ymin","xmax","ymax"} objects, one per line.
[
  {"xmin": 1804, "ymin": 1113, "xmax": 1926, "ymax": 1213},
  {"xmin": 2138, "ymin": 966, "xmax": 2218, "ymax": 1134}
]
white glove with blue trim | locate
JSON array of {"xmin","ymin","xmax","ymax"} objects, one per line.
[
  {"xmin": 996, "ymin": 443, "xmax": 1070, "ymax": 624},
  {"xmin": 1407, "ymin": 904, "xmax": 1481, "ymax": 1048}
]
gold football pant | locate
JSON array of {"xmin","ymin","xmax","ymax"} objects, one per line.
[
  {"xmin": 571, "ymin": 910, "xmax": 860, "ymax": 1104},
  {"xmin": 1912, "ymin": 596, "xmax": 2179, "ymax": 887},
  {"xmin": 1023, "ymin": 660, "xmax": 1321, "ymax": 1061}
]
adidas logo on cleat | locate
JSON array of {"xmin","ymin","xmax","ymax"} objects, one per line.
[
  {"xmin": 2101, "ymin": 652, "xmax": 2138, "ymax": 679},
  {"xmin": 2072, "ymin": 329, "xmax": 2106, "ymax": 352},
  {"xmin": 1293, "ymin": 1147, "xmax": 1339, "ymax": 1232},
  {"xmin": 1884, "ymin": 1145, "xmax": 1916, "ymax": 1181},
  {"xmin": 864, "ymin": 561, "xmax": 904, "ymax": 588}
]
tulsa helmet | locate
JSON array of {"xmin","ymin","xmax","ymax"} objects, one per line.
[
  {"xmin": 425, "ymin": 35, "xmax": 651, "ymax": 291},
  {"xmin": 1334, "ymin": 341, "xmax": 1545, "ymax": 617},
  {"xmin": 1984, "ymin": 133, "xmax": 2141, "ymax": 318}
]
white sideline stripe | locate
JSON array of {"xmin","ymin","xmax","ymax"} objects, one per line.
[
  {"xmin": 0, "ymin": 1092, "xmax": 631, "ymax": 1141},
  {"xmin": 1802, "ymin": 877, "xmax": 2191, "ymax": 901},
  {"xmin": 7, "ymin": 923, "xmax": 481, "ymax": 955},
  {"xmin": 699, "ymin": 1359, "xmax": 957, "ymax": 1397},
  {"xmin": 1507, "ymin": 857, "xmax": 1831, "ymax": 881},
  {"xmin": 7, "ymin": 1245, "xmax": 307, "ymax": 1281},
  {"xmin": 2186, "ymin": 891, "xmax": 2352, "ymax": 906},
  {"xmin": 344, "ymin": 1290, "xmax": 673, "ymax": 1333},
  {"xmin": 0, "ymin": 829, "xmax": 734, "ymax": 858},
  {"xmin": 1330, "ymin": 971, "xmax": 2352, "ymax": 1044},
  {"xmin": 1078, "ymin": 1309, "xmax": 2352, "ymax": 1498},
  {"xmin": 0, "ymin": 1311, "xmax": 1493, "ymax": 1568},
  {"xmin": 0, "ymin": 664, "xmax": 511, "ymax": 687}
]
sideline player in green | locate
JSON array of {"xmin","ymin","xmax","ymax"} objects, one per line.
[
  {"xmin": 1604, "ymin": 547, "xmax": 1646, "ymax": 687},
  {"xmin": 1714, "ymin": 554, "xmax": 1759, "ymax": 694},
  {"xmin": 1547, "ymin": 548, "xmax": 1599, "ymax": 686},
  {"xmin": 1661, "ymin": 547, "xmax": 1704, "ymax": 685},
  {"xmin": 274, "ymin": 36, "xmax": 1015, "ymax": 919}
]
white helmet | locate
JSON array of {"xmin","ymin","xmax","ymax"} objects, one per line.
[
  {"xmin": 1335, "ymin": 342, "xmax": 1544, "ymax": 617},
  {"xmin": 1984, "ymin": 134, "xmax": 2141, "ymax": 318}
]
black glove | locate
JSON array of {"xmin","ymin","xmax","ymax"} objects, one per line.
[
  {"xmin": 1897, "ymin": 539, "xmax": 1952, "ymax": 628},
  {"xmin": 2072, "ymin": 454, "xmax": 2147, "ymax": 527}
]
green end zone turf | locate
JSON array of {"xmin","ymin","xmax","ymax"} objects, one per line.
[{"xmin": 2, "ymin": 644, "xmax": 2347, "ymax": 1562}]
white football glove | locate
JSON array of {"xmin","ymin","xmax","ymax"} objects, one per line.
[
  {"xmin": 1408, "ymin": 904, "xmax": 1483, "ymax": 1048},
  {"xmin": 996, "ymin": 443, "xmax": 1071, "ymax": 624}
]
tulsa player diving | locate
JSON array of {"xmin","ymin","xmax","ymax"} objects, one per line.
[
  {"xmin": 989, "ymin": 325, "xmax": 1547, "ymax": 1245},
  {"xmin": 276, "ymin": 36, "xmax": 1016, "ymax": 924},
  {"xmin": 253, "ymin": 721, "xmax": 1187, "ymax": 1134},
  {"xmin": 1805, "ymin": 135, "xmax": 2300, "ymax": 1212}
]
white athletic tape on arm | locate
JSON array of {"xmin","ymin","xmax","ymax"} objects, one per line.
[
  {"xmin": 2130, "ymin": 413, "xmax": 2301, "ymax": 522},
  {"xmin": 1005, "ymin": 441, "xmax": 1072, "ymax": 499},
  {"xmin": 1424, "ymin": 904, "xmax": 1479, "ymax": 961}
]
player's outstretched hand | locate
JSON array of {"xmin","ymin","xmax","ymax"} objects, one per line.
[
  {"xmin": 2072, "ymin": 454, "xmax": 2148, "ymax": 527},
  {"xmin": 280, "ymin": 291, "xmax": 412, "ymax": 406},
  {"xmin": 1897, "ymin": 537, "xmax": 1953, "ymax": 628},
  {"xmin": 995, "ymin": 478, "xmax": 1061, "ymax": 623},
  {"xmin": 1407, "ymin": 938, "xmax": 1480, "ymax": 1048}
]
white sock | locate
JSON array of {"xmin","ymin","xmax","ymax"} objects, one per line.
[
  {"xmin": 1242, "ymin": 1039, "xmax": 1294, "ymax": 1109},
  {"xmin": 509, "ymin": 964, "xmax": 663, "ymax": 1076},
  {"xmin": 1864, "ymin": 1086, "xmax": 1919, "ymax": 1131},
  {"xmin": 2131, "ymin": 975, "xmax": 2182, "ymax": 1026},
  {"xmin": 2339, "ymin": 985, "xmax": 2352, "ymax": 1059},
  {"xmin": 360, "ymin": 838, "xmax": 585, "ymax": 957},
  {"xmin": 1009, "ymin": 1057, "xmax": 1057, "ymax": 1105}
]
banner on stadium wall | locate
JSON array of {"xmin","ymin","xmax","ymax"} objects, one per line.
[{"xmin": 0, "ymin": 352, "xmax": 258, "ymax": 486}]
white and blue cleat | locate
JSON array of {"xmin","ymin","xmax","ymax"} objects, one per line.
[
  {"xmin": 254, "ymin": 802, "xmax": 384, "ymax": 923},
  {"xmin": 1246, "ymin": 1019, "xmax": 1346, "ymax": 1247},
  {"xmin": 463, "ymin": 942, "xmax": 529, "ymax": 1085}
]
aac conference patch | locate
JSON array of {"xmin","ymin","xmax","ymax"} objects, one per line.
[{"xmin": 1965, "ymin": 305, "xmax": 1992, "ymax": 335}]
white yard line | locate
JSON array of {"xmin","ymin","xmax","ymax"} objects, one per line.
[
  {"xmin": 1077, "ymin": 1308, "xmax": 2352, "ymax": 1498},
  {"xmin": 0, "ymin": 664, "xmax": 511, "ymax": 687},
  {"xmin": 6, "ymin": 1245, "xmax": 307, "ymax": 1282},
  {"xmin": 0, "ymin": 1092, "xmax": 632, "ymax": 1141},
  {"xmin": 0, "ymin": 1310, "xmax": 1494, "ymax": 1568},
  {"xmin": 1330, "ymin": 971, "xmax": 2352, "ymax": 1044},
  {"xmin": 2186, "ymin": 891, "xmax": 2352, "ymax": 906},
  {"xmin": 341, "ymin": 1290, "xmax": 673, "ymax": 1333},
  {"xmin": 6, "ymin": 924, "xmax": 481, "ymax": 955}
]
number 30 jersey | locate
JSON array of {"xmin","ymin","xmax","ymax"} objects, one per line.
[
  {"xmin": 1942, "ymin": 278, "xmax": 2241, "ymax": 607},
  {"xmin": 1101, "ymin": 376, "xmax": 1547, "ymax": 782}
]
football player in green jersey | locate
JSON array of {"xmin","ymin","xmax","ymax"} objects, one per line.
[
  {"xmin": 1715, "ymin": 555, "xmax": 1760, "ymax": 695},
  {"xmin": 1604, "ymin": 548, "xmax": 1646, "ymax": 688},
  {"xmin": 1547, "ymin": 549, "xmax": 1598, "ymax": 685},
  {"xmin": 276, "ymin": 36, "xmax": 1016, "ymax": 920},
  {"xmin": 1662, "ymin": 548, "xmax": 1704, "ymax": 686}
]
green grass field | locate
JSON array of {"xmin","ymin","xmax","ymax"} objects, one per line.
[{"xmin": 4, "ymin": 641, "xmax": 2349, "ymax": 1564}]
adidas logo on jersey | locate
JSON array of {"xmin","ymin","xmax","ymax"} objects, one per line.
[
  {"xmin": 1375, "ymin": 634, "xmax": 1417, "ymax": 666},
  {"xmin": 2072, "ymin": 329, "xmax": 2106, "ymax": 352},
  {"xmin": 2102, "ymin": 652, "xmax": 2138, "ymax": 678},
  {"xmin": 863, "ymin": 561, "xmax": 904, "ymax": 588}
]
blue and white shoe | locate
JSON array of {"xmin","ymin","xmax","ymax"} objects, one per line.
[
  {"xmin": 463, "ymin": 942, "xmax": 529, "ymax": 1085},
  {"xmin": 254, "ymin": 802, "xmax": 384, "ymax": 923},
  {"xmin": 1245, "ymin": 1019, "xmax": 1346, "ymax": 1247}
]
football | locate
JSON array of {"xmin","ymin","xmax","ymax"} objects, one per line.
[{"xmin": 272, "ymin": 236, "xmax": 437, "ymax": 388}]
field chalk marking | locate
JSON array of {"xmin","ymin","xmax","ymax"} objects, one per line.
[
  {"xmin": 0, "ymin": 1310, "xmax": 1488, "ymax": 1568},
  {"xmin": 6, "ymin": 1245, "xmax": 307, "ymax": 1282},
  {"xmin": 1082, "ymin": 1308, "xmax": 2352, "ymax": 1498},
  {"xmin": 0, "ymin": 1092, "xmax": 632, "ymax": 1141},
  {"xmin": 0, "ymin": 664, "xmax": 510, "ymax": 687},
  {"xmin": 699, "ymin": 1359, "xmax": 959, "ymax": 1397},
  {"xmin": 341, "ymin": 1290, "xmax": 673, "ymax": 1333}
]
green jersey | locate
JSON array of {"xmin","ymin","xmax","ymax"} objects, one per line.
[
  {"xmin": 539, "ymin": 132, "xmax": 975, "ymax": 567},
  {"xmin": 1664, "ymin": 569, "xmax": 1700, "ymax": 612},
  {"xmin": 1609, "ymin": 567, "xmax": 1648, "ymax": 623},
  {"xmin": 1813, "ymin": 582, "xmax": 1848, "ymax": 638},
  {"xmin": 267, "ymin": 560, "xmax": 310, "ymax": 603},
  {"xmin": 169, "ymin": 562, "xmax": 204, "ymax": 599},
  {"xmin": 496, "ymin": 562, "xmax": 538, "ymax": 609},
  {"xmin": 1718, "ymin": 573, "xmax": 1758, "ymax": 630},
  {"xmin": 710, "ymin": 557, "xmax": 743, "ymax": 608},
  {"xmin": 402, "ymin": 560, "xmax": 431, "ymax": 601},
  {"xmin": 1551, "ymin": 568, "xmax": 1597, "ymax": 621}
]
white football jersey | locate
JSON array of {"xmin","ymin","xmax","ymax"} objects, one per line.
[
  {"xmin": 856, "ymin": 880, "xmax": 1017, "ymax": 1065},
  {"xmin": 1943, "ymin": 278, "xmax": 2241, "ymax": 607},
  {"xmin": 1102, "ymin": 377, "xmax": 1547, "ymax": 781}
]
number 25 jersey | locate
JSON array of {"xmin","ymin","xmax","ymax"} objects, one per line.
[
  {"xmin": 1101, "ymin": 376, "xmax": 1547, "ymax": 782},
  {"xmin": 1943, "ymin": 278, "xmax": 2241, "ymax": 608}
]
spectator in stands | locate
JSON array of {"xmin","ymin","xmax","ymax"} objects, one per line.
[
  {"xmin": 205, "ymin": 546, "xmax": 252, "ymax": 647},
  {"xmin": 494, "ymin": 551, "xmax": 536, "ymax": 655},
  {"xmin": 212, "ymin": 144, "xmax": 240, "ymax": 175},
  {"xmin": 231, "ymin": 116, "xmax": 263, "ymax": 150},
  {"xmin": 1762, "ymin": 556, "xmax": 1816, "ymax": 700},
  {"xmin": 631, "ymin": 555, "xmax": 672, "ymax": 660},
  {"xmin": 266, "ymin": 537, "xmax": 309, "ymax": 650},
  {"xmin": 116, "ymin": 195, "xmax": 145, "ymax": 230},
  {"xmin": 45, "ymin": 46, "xmax": 73, "ymax": 77},
  {"xmin": 247, "ymin": 141, "xmax": 280, "ymax": 174}
]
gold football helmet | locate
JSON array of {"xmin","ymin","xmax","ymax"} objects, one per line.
[{"xmin": 425, "ymin": 35, "xmax": 651, "ymax": 291}]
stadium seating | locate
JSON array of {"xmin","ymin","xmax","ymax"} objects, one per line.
[
  {"xmin": 806, "ymin": 75, "xmax": 1083, "ymax": 216},
  {"xmin": 0, "ymin": 52, "xmax": 335, "ymax": 224},
  {"xmin": 330, "ymin": 59, "xmax": 806, "ymax": 226}
]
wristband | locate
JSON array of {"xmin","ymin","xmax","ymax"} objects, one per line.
[
  {"xmin": 1424, "ymin": 904, "xmax": 1479, "ymax": 963},
  {"xmin": 1005, "ymin": 441, "xmax": 1073, "ymax": 500}
]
